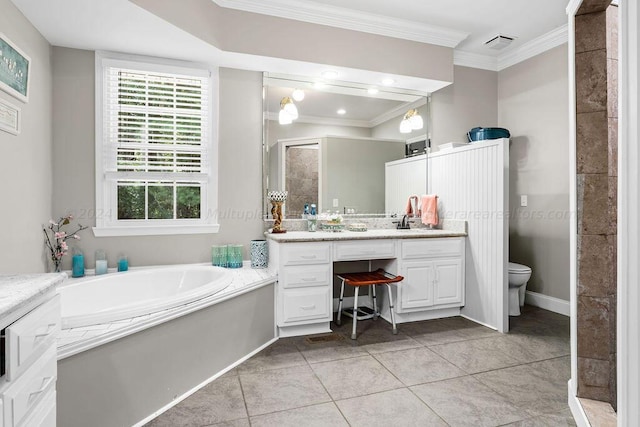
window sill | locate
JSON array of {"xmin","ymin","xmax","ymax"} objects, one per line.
[{"xmin": 92, "ymin": 224, "xmax": 220, "ymax": 237}]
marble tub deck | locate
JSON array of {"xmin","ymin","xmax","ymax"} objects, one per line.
[
  {"xmin": 57, "ymin": 266, "xmax": 276, "ymax": 358},
  {"xmin": 147, "ymin": 305, "xmax": 574, "ymax": 427}
]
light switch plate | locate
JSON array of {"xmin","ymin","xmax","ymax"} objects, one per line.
[
  {"xmin": 333, "ymin": 198, "xmax": 339, "ymax": 207},
  {"xmin": 520, "ymin": 195, "xmax": 528, "ymax": 207}
]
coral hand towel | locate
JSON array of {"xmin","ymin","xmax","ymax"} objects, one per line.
[
  {"xmin": 421, "ymin": 195, "xmax": 439, "ymax": 227},
  {"xmin": 405, "ymin": 195, "xmax": 419, "ymax": 216}
]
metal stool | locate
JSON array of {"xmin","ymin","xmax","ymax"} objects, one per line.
[{"xmin": 336, "ymin": 269, "xmax": 404, "ymax": 340}]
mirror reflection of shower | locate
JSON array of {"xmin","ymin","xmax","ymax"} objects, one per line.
[{"xmin": 285, "ymin": 144, "xmax": 319, "ymax": 218}]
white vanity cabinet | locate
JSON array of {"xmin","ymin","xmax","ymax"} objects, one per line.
[
  {"xmin": 270, "ymin": 241, "xmax": 334, "ymax": 337},
  {"xmin": 396, "ymin": 238, "xmax": 465, "ymax": 315},
  {"xmin": 268, "ymin": 231, "xmax": 467, "ymax": 336},
  {"xmin": 0, "ymin": 290, "xmax": 60, "ymax": 427}
]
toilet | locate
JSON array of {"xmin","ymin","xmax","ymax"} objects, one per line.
[{"xmin": 508, "ymin": 262, "xmax": 532, "ymax": 316}]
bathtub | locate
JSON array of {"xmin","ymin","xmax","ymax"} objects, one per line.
[{"xmin": 59, "ymin": 265, "xmax": 232, "ymax": 329}]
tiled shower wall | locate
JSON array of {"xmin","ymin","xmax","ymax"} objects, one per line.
[
  {"xmin": 285, "ymin": 146, "xmax": 319, "ymax": 217},
  {"xmin": 575, "ymin": 1, "xmax": 618, "ymax": 409}
]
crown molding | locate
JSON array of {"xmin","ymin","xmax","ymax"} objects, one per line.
[
  {"xmin": 453, "ymin": 51, "xmax": 498, "ymax": 71},
  {"xmin": 497, "ymin": 24, "xmax": 568, "ymax": 71},
  {"xmin": 212, "ymin": 0, "xmax": 469, "ymax": 47},
  {"xmin": 369, "ymin": 97, "xmax": 427, "ymax": 128},
  {"xmin": 266, "ymin": 112, "xmax": 371, "ymax": 128}
]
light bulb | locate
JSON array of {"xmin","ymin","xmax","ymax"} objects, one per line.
[
  {"xmin": 279, "ymin": 109, "xmax": 292, "ymax": 125},
  {"xmin": 381, "ymin": 78, "xmax": 395, "ymax": 86},
  {"xmin": 337, "ymin": 109, "xmax": 346, "ymax": 115},
  {"xmin": 284, "ymin": 101, "xmax": 298, "ymax": 120},
  {"xmin": 409, "ymin": 113, "xmax": 424, "ymax": 130},
  {"xmin": 292, "ymin": 89, "xmax": 305, "ymax": 101},
  {"xmin": 399, "ymin": 119, "xmax": 412, "ymax": 134}
]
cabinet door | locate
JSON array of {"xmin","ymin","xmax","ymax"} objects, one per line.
[
  {"xmin": 433, "ymin": 258, "xmax": 463, "ymax": 306},
  {"xmin": 399, "ymin": 260, "xmax": 434, "ymax": 311}
]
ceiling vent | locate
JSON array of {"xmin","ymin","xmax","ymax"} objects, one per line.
[{"xmin": 484, "ymin": 34, "xmax": 514, "ymax": 50}]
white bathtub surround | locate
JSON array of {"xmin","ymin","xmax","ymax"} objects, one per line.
[{"xmin": 57, "ymin": 266, "xmax": 276, "ymax": 359}]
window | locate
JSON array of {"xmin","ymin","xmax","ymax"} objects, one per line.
[{"xmin": 94, "ymin": 52, "xmax": 219, "ymax": 236}]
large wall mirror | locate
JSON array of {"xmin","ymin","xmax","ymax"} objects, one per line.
[{"xmin": 263, "ymin": 73, "xmax": 430, "ymax": 219}]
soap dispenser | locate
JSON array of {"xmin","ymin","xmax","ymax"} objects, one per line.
[{"xmin": 308, "ymin": 204, "xmax": 317, "ymax": 232}]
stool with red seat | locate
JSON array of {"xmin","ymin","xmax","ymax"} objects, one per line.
[{"xmin": 335, "ymin": 268, "xmax": 404, "ymax": 340}]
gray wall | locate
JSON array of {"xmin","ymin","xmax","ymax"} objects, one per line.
[
  {"xmin": 430, "ymin": 65, "xmax": 499, "ymax": 147},
  {"xmin": 498, "ymin": 44, "xmax": 570, "ymax": 301},
  {"xmin": 52, "ymin": 47, "xmax": 264, "ymax": 269},
  {"xmin": 322, "ymin": 137, "xmax": 404, "ymax": 214},
  {"xmin": 0, "ymin": 0, "xmax": 52, "ymax": 273}
]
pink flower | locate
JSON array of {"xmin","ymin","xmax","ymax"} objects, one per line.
[
  {"xmin": 60, "ymin": 242, "xmax": 68, "ymax": 251},
  {"xmin": 54, "ymin": 232, "xmax": 66, "ymax": 239},
  {"xmin": 67, "ymin": 214, "xmax": 74, "ymax": 220},
  {"xmin": 49, "ymin": 219, "xmax": 58, "ymax": 226},
  {"xmin": 73, "ymin": 235, "xmax": 80, "ymax": 240}
]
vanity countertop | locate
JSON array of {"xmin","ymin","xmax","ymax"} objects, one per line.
[
  {"xmin": 266, "ymin": 228, "xmax": 467, "ymax": 243},
  {"xmin": 0, "ymin": 273, "xmax": 65, "ymax": 322}
]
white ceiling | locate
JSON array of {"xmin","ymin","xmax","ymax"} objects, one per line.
[{"xmin": 11, "ymin": 0, "xmax": 569, "ymax": 85}]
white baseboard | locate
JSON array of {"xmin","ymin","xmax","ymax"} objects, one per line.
[
  {"xmin": 568, "ymin": 380, "xmax": 591, "ymax": 427},
  {"xmin": 525, "ymin": 291, "xmax": 570, "ymax": 317}
]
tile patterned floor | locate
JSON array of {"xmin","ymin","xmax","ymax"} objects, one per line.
[{"xmin": 147, "ymin": 306, "xmax": 575, "ymax": 427}]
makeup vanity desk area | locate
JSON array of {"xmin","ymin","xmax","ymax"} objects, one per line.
[{"xmin": 266, "ymin": 227, "xmax": 467, "ymax": 338}]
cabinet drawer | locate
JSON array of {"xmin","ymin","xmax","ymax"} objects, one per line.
[
  {"xmin": 281, "ymin": 265, "xmax": 331, "ymax": 289},
  {"xmin": 401, "ymin": 238, "xmax": 463, "ymax": 259},
  {"xmin": 6, "ymin": 295, "xmax": 60, "ymax": 381},
  {"xmin": 3, "ymin": 344, "xmax": 56, "ymax": 427},
  {"xmin": 334, "ymin": 240, "xmax": 396, "ymax": 261},
  {"xmin": 281, "ymin": 243, "xmax": 331, "ymax": 266},
  {"xmin": 279, "ymin": 287, "xmax": 331, "ymax": 325}
]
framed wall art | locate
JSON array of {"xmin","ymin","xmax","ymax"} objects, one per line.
[
  {"xmin": 0, "ymin": 98, "xmax": 20, "ymax": 135},
  {"xmin": 0, "ymin": 33, "xmax": 30, "ymax": 103}
]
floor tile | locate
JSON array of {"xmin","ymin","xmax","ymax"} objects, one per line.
[
  {"xmin": 401, "ymin": 317, "xmax": 498, "ymax": 346},
  {"xmin": 411, "ymin": 376, "xmax": 525, "ymax": 426},
  {"xmin": 146, "ymin": 376, "xmax": 247, "ymax": 426},
  {"xmin": 580, "ymin": 398, "xmax": 617, "ymax": 427},
  {"xmin": 236, "ymin": 339, "xmax": 306, "ymax": 374},
  {"xmin": 374, "ymin": 347, "xmax": 466, "ymax": 386},
  {"xmin": 473, "ymin": 356, "xmax": 571, "ymax": 417},
  {"xmin": 301, "ymin": 342, "xmax": 369, "ymax": 364},
  {"xmin": 310, "ymin": 355, "xmax": 404, "ymax": 400},
  {"xmin": 240, "ymin": 365, "xmax": 331, "ymax": 416},
  {"xmin": 336, "ymin": 387, "xmax": 447, "ymax": 427},
  {"xmin": 206, "ymin": 419, "xmax": 250, "ymax": 427},
  {"xmin": 249, "ymin": 402, "xmax": 348, "ymax": 427},
  {"xmin": 502, "ymin": 408, "xmax": 577, "ymax": 426},
  {"xmin": 430, "ymin": 336, "xmax": 523, "ymax": 374}
]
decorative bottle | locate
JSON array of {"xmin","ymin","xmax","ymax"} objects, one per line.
[{"xmin": 307, "ymin": 204, "xmax": 317, "ymax": 232}]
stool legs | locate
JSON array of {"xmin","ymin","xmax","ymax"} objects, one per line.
[
  {"xmin": 336, "ymin": 279, "xmax": 345, "ymax": 326},
  {"xmin": 371, "ymin": 284, "xmax": 378, "ymax": 320},
  {"xmin": 386, "ymin": 284, "xmax": 398, "ymax": 335},
  {"xmin": 351, "ymin": 287, "xmax": 359, "ymax": 340}
]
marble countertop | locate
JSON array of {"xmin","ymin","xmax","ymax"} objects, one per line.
[
  {"xmin": 266, "ymin": 228, "xmax": 467, "ymax": 243},
  {"xmin": 0, "ymin": 273, "xmax": 66, "ymax": 324}
]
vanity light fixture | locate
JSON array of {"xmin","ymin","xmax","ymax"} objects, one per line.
[
  {"xmin": 337, "ymin": 108, "xmax": 346, "ymax": 115},
  {"xmin": 279, "ymin": 96, "xmax": 298, "ymax": 125},
  {"xmin": 292, "ymin": 89, "xmax": 305, "ymax": 102},
  {"xmin": 399, "ymin": 109, "xmax": 424, "ymax": 134}
]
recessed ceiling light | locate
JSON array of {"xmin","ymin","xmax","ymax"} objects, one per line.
[
  {"xmin": 321, "ymin": 70, "xmax": 339, "ymax": 79},
  {"xmin": 292, "ymin": 89, "xmax": 305, "ymax": 101},
  {"xmin": 367, "ymin": 87, "xmax": 379, "ymax": 95},
  {"xmin": 314, "ymin": 81, "xmax": 326, "ymax": 90},
  {"xmin": 381, "ymin": 78, "xmax": 395, "ymax": 86},
  {"xmin": 337, "ymin": 109, "xmax": 346, "ymax": 115}
]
